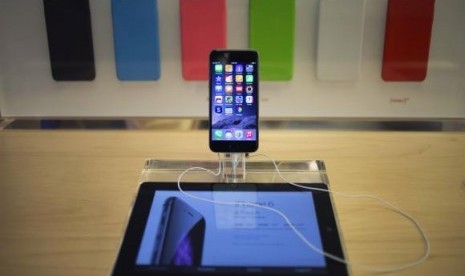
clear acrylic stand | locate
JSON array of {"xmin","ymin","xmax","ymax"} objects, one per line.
[
  {"xmin": 220, "ymin": 153, "xmax": 247, "ymax": 183},
  {"xmin": 140, "ymin": 158, "xmax": 329, "ymax": 186}
]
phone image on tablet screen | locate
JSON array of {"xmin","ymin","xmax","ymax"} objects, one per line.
[
  {"xmin": 152, "ymin": 197, "xmax": 205, "ymax": 266},
  {"xmin": 209, "ymin": 50, "xmax": 259, "ymax": 153}
]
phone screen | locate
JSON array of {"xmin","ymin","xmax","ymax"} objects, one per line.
[{"xmin": 209, "ymin": 50, "xmax": 259, "ymax": 153}]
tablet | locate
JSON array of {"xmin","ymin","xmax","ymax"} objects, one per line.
[{"xmin": 112, "ymin": 182, "xmax": 348, "ymax": 276}]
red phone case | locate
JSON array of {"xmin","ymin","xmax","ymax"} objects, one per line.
[
  {"xmin": 382, "ymin": 0, "xmax": 435, "ymax": 81},
  {"xmin": 180, "ymin": 0, "xmax": 226, "ymax": 81}
]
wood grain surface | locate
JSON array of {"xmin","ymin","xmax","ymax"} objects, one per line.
[{"xmin": 1, "ymin": 129, "xmax": 464, "ymax": 276}]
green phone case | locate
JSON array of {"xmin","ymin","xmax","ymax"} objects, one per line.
[{"xmin": 249, "ymin": 0, "xmax": 295, "ymax": 81}]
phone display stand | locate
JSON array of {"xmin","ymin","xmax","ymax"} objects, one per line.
[
  {"xmin": 220, "ymin": 153, "xmax": 247, "ymax": 183},
  {"xmin": 140, "ymin": 158, "xmax": 329, "ymax": 185}
]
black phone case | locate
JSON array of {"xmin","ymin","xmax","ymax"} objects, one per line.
[{"xmin": 43, "ymin": 0, "xmax": 96, "ymax": 81}]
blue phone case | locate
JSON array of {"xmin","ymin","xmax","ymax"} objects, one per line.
[{"xmin": 111, "ymin": 0, "xmax": 161, "ymax": 81}]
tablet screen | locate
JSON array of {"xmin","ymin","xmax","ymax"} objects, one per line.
[{"xmin": 112, "ymin": 183, "xmax": 348, "ymax": 276}]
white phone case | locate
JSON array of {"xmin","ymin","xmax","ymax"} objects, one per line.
[{"xmin": 316, "ymin": 0, "xmax": 366, "ymax": 81}]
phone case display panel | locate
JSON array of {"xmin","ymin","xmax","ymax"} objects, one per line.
[
  {"xmin": 382, "ymin": 0, "xmax": 435, "ymax": 81},
  {"xmin": 316, "ymin": 0, "xmax": 366, "ymax": 81},
  {"xmin": 43, "ymin": 0, "xmax": 95, "ymax": 81},
  {"xmin": 111, "ymin": 0, "xmax": 161, "ymax": 81},
  {"xmin": 249, "ymin": 0, "xmax": 295, "ymax": 81},
  {"xmin": 180, "ymin": 0, "xmax": 226, "ymax": 81},
  {"xmin": 0, "ymin": 0, "xmax": 464, "ymax": 118}
]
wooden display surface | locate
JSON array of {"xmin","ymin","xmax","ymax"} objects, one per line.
[{"xmin": 1, "ymin": 129, "xmax": 465, "ymax": 275}]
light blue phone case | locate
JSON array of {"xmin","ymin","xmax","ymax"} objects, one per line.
[{"xmin": 111, "ymin": 0, "xmax": 161, "ymax": 81}]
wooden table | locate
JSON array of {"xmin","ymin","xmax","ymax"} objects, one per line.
[{"xmin": 1, "ymin": 129, "xmax": 464, "ymax": 276}]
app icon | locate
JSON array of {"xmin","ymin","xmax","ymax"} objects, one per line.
[
  {"xmin": 225, "ymin": 64, "xmax": 233, "ymax": 72},
  {"xmin": 215, "ymin": 75, "xmax": 222, "ymax": 83},
  {"xmin": 214, "ymin": 130, "xmax": 223, "ymax": 138},
  {"xmin": 225, "ymin": 74, "xmax": 233, "ymax": 83},
  {"xmin": 246, "ymin": 75, "xmax": 254, "ymax": 83},
  {"xmin": 215, "ymin": 106, "xmax": 223, "ymax": 113},
  {"xmin": 236, "ymin": 85, "xmax": 243, "ymax": 93},
  {"xmin": 235, "ymin": 75, "xmax": 243, "ymax": 83},
  {"xmin": 215, "ymin": 95, "xmax": 223, "ymax": 104},
  {"xmin": 225, "ymin": 107, "xmax": 233, "ymax": 114},
  {"xmin": 215, "ymin": 64, "xmax": 223, "ymax": 73},
  {"xmin": 215, "ymin": 85, "xmax": 223, "ymax": 93},
  {"xmin": 235, "ymin": 130, "xmax": 243, "ymax": 139},
  {"xmin": 235, "ymin": 96, "xmax": 243, "ymax": 104},
  {"xmin": 246, "ymin": 95, "xmax": 253, "ymax": 104},
  {"xmin": 246, "ymin": 86, "xmax": 253, "ymax": 93},
  {"xmin": 225, "ymin": 85, "xmax": 233, "ymax": 94},
  {"xmin": 235, "ymin": 64, "xmax": 243, "ymax": 73},
  {"xmin": 225, "ymin": 96, "xmax": 233, "ymax": 103},
  {"xmin": 246, "ymin": 64, "xmax": 254, "ymax": 73},
  {"xmin": 245, "ymin": 130, "xmax": 253, "ymax": 138},
  {"xmin": 236, "ymin": 106, "xmax": 243, "ymax": 113},
  {"xmin": 225, "ymin": 130, "xmax": 233, "ymax": 139}
]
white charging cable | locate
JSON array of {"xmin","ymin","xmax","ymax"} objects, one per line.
[{"xmin": 176, "ymin": 154, "xmax": 430, "ymax": 273}]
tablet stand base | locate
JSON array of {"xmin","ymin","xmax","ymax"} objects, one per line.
[{"xmin": 141, "ymin": 159, "xmax": 328, "ymax": 185}]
